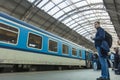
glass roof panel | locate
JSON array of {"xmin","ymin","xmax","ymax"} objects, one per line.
[
  {"xmin": 63, "ymin": 7, "xmax": 72, "ymax": 13},
  {"xmin": 75, "ymin": 1, "xmax": 87, "ymax": 7},
  {"xmin": 63, "ymin": 18, "xmax": 72, "ymax": 24},
  {"xmin": 71, "ymin": 15, "xmax": 79, "ymax": 19},
  {"xmin": 53, "ymin": 11, "xmax": 64, "ymax": 18},
  {"xmin": 48, "ymin": 6, "xmax": 60, "ymax": 15},
  {"xmin": 69, "ymin": 23, "xmax": 78, "ymax": 28},
  {"xmin": 66, "ymin": 20, "xmax": 75, "ymax": 26},
  {"xmin": 71, "ymin": 0, "xmax": 83, "ymax": 3},
  {"xmin": 58, "ymin": 2, "xmax": 68, "ymax": 9},
  {"xmin": 51, "ymin": 0, "xmax": 63, "ymax": 4},
  {"xmin": 86, "ymin": 0, "xmax": 103, "ymax": 3},
  {"xmin": 37, "ymin": 0, "xmax": 49, "ymax": 8},
  {"xmin": 42, "ymin": 2, "xmax": 55, "ymax": 12}
]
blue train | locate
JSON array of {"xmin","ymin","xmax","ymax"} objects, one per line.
[{"xmin": 0, "ymin": 12, "xmax": 93, "ymax": 72}]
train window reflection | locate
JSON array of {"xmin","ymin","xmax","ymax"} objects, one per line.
[
  {"xmin": 72, "ymin": 48, "xmax": 77, "ymax": 56},
  {"xmin": 0, "ymin": 23, "xmax": 18, "ymax": 44},
  {"xmin": 49, "ymin": 40, "xmax": 58, "ymax": 52},
  {"xmin": 28, "ymin": 33, "xmax": 42, "ymax": 49},
  {"xmin": 62, "ymin": 44, "xmax": 68, "ymax": 54}
]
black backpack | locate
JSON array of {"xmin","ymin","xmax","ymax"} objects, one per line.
[{"xmin": 105, "ymin": 31, "xmax": 112, "ymax": 48}]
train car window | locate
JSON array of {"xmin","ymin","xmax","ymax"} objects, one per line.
[
  {"xmin": 0, "ymin": 23, "xmax": 18, "ymax": 44},
  {"xmin": 72, "ymin": 48, "xmax": 77, "ymax": 56},
  {"xmin": 62, "ymin": 44, "xmax": 68, "ymax": 54},
  {"xmin": 49, "ymin": 40, "xmax": 58, "ymax": 52},
  {"xmin": 28, "ymin": 33, "xmax": 42, "ymax": 49},
  {"xmin": 79, "ymin": 50, "xmax": 82, "ymax": 57}
]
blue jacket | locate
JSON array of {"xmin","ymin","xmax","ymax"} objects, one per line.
[{"xmin": 93, "ymin": 27, "xmax": 109, "ymax": 52}]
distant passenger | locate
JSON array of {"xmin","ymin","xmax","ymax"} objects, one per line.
[
  {"xmin": 114, "ymin": 47, "xmax": 119, "ymax": 69},
  {"xmin": 110, "ymin": 52, "xmax": 115, "ymax": 70},
  {"xmin": 91, "ymin": 21, "xmax": 110, "ymax": 80},
  {"xmin": 114, "ymin": 47, "xmax": 120, "ymax": 74}
]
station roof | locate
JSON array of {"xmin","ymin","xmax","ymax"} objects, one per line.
[{"xmin": 27, "ymin": 0, "xmax": 118, "ymax": 48}]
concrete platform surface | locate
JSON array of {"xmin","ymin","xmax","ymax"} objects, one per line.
[{"xmin": 0, "ymin": 69, "xmax": 119, "ymax": 80}]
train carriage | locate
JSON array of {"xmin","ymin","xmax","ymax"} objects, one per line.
[{"xmin": 0, "ymin": 12, "xmax": 93, "ymax": 72}]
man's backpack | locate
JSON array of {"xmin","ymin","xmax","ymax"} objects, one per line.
[{"xmin": 105, "ymin": 31, "xmax": 112, "ymax": 48}]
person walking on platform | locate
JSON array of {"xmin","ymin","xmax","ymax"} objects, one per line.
[
  {"xmin": 114, "ymin": 47, "xmax": 120, "ymax": 74},
  {"xmin": 110, "ymin": 52, "xmax": 115, "ymax": 70},
  {"xmin": 114, "ymin": 47, "xmax": 119, "ymax": 70},
  {"xmin": 91, "ymin": 21, "xmax": 110, "ymax": 80}
]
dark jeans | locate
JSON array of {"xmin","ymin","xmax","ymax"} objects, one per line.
[{"xmin": 97, "ymin": 47, "xmax": 110, "ymax": 79}]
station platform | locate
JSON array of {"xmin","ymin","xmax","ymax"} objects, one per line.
[{"xmin": 0, "ymin": 69, "xmax": 119, "ymax": 80}]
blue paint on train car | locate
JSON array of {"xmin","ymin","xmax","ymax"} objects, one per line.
[
  {"xmin": 58, "ymin": 41, "xmax": 62, "ymax": 55},
  {"xmin": 0, "ymin": 12, "xmax": 93, "ymax": 61},
  {"xmin": 81, "ymin": 50, "xmax": 86, "ymax": 60}
]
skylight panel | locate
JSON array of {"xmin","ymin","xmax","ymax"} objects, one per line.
[
  {"xmin": 53, "ymin": 11, "xmax": 65, "ymax": 18},
  {"xmin": 71, "ymin": 15, "xmax": 79, "ymax": 19},
  {"xmin": 70, "ymin": 23, "xmax": 78, "ymax": 28},
  {"xmin": 51, "ymin": 0, "xmax": 63, "ymax": 4},
  {"xmin": 86, "ymin": 0, "xmax": 103, "ymax": 4},
  {"xmin": 42, "ymin": 2, "xmax": 55, "ymax": 12},
  {"xmin": 63, "ymin": 7, "xmax": 72, "ymax": 13},
  {"xmin": 58, "ymin": 2, "xmax": 68, "ymax": 9},
  {"xmin": 63, "ymin": 18, "xmax": 72, "ymax": 24},
  {"xmin": 37, "ymin": 0, "xmax": 49, "ymax": 8},
  {"xmin": 74, "ymin": 1, "xmax": 87, "ymax": 7},
  {"xmin": 48, "ymin": 7, "xmax": 60, "ymax": 15},
  {"xmin": 66, "ymin": 20, "xmax": 75, "ymax": 26},
  {"xmin": 71, "ymin": 0, "xmax": 83, "ymax": 3}
]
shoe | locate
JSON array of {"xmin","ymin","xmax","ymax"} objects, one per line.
[
  {"xmin": 96, "ymin": 77, "xmax": 103, "ymax": 80},
  {"xmin": 96, "ymin": 77, "xmax": 110, "ymax": 80}
]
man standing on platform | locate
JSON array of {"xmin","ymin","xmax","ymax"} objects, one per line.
[{"xmin": 91, "ymin": 21, "xmax": 110, "ymax": 80}]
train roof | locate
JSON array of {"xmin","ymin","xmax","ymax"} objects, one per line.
[{"xmin": 0, "ymin": 12, "xmax": 86, "ymax": 50}]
